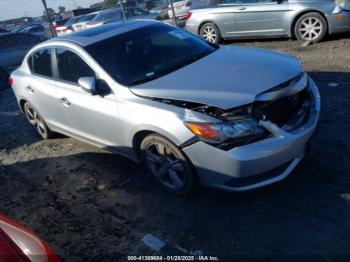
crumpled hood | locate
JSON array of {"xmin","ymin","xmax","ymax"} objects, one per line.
[{"xmin": 130, "ymin": 45, "xmax": 302, "ymax": 109}]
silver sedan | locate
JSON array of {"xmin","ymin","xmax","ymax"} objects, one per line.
[
  {"xmin": 185, "ymin": 0, "xmax": 350, "ymax": 43},
  {"xmin": 10, "ymin": 20, "xmax": 320, "ymax": 195}
]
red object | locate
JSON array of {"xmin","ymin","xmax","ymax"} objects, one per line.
[
  {"xmin": 53, "ymin": 22, "xmax": 58, "ymax": 32},
  {"xmin": 8, "ymin": 77, "xmax": 13, "ymax": 86},
  {"xmin": 0, "ymin": 213, "xmax": 60, "ymax": 262},
  {"xmin": 186, "ymin": 1, "xmax": 192, "ymax": 7},
  {"xmin": 185, "ymin": 12, "xmax": 192, "ymax": 20}
]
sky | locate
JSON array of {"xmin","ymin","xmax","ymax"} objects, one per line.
[{"xmin": 0, "ymin": 0, "xmax": 101, "ymax": 20}]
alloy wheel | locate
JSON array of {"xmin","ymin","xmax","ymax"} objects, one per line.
[
  {"xmin": 201, "ymin": 25, "xmax": 217, "ymax": 43},
  {"xmin": 298, "ymin": 17, "xmax": 323, "ymax": 41},
  {"xmin": 24, "ymin": 103, "xmax": 48, "ymax": 138},
  {"xmin": 144, "ymin": 142, "xmax": 186, "ymax": 190}
]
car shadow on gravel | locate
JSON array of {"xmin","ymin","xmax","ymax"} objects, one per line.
[
  {"xmin": 0, "ymin": 72, "xmax": 350, "ymax": 259},
  {"xmin": 223, "ymin": 32, "xmax": 350, "ymax": 45},
  {"xmin": 0, "ymin": 88, "xmax": 42, "ymax": 150}
]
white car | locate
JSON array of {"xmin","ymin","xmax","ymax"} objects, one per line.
[
  {"xmin": 168, "ymin": 0, "xmax": 191, "ymax": 19},
  {"xmin": 56, "ymin": 16, "xmax": 82, "ymax": 36},
  {"xmin": 72, "ymin": 12, "xmax": 101, "ymax": 32}
]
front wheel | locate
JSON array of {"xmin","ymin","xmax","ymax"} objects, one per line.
[
  {"xmin": 200, "ymin": 23, "xmax": 221, "ymax": 44},
  {"xmin": 24, "ymin": 102, "xmax": 54, "ymax": 139},
  {"xmin": 294, "ymin": 12, "xmax": 327, "ymax": 43},
  {"xmin": 140, "ymin": 134, "xmax": 197, "ymax": 195}
]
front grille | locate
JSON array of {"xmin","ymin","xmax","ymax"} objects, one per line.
[{"xmin": 252, "ymin": 88, "xmax": 310, "ymax": 127}]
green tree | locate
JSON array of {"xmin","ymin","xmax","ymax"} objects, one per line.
[
  {"xmin": 43, "ymin": 7, "xmax": 55, "ymax": 19},
  {"xmin": 104, "ymin": 0, "xmax": 119, "ymax": 8},
  {"xmin": 58, "ymin": 6, "xmax": 66, "ymax": 13}
]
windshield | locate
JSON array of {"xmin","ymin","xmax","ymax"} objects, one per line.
[{"xmin": 85, "ymin": 23, "xmax": 218, "ymax": 86}]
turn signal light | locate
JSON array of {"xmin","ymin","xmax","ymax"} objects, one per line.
[{"xmin": 185, "ymin": 122, "xmax": 219, "ymax": 139}]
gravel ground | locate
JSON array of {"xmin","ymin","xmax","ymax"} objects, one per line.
[{"xmin": 1, "ymin": 34, "xmax": 350, "ymax": 261}]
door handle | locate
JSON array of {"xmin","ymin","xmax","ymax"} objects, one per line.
[
  {"xmin": 25, "ymin": 85, "xmax": 34, "ymax": 93},
  {"xmin": 58, "ymin": 97, "xmax": 71, "ymax": 106},
  {"xmin": 237, "ymin": 7, "xmax": 247, "ymax": 10}
]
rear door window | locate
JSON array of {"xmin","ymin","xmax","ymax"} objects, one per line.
[{"xmin": 28, "ymin": 48, "xmax": 53, "ymax": 77}]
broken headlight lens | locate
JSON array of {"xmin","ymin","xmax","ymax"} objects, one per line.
[
  {"xmin": 335, "ymin": 0, "xmax": 348, "ymax": 9},
  {"xmin": 185, "ymin": 118, "xmax": 265, "ymax": 144}
]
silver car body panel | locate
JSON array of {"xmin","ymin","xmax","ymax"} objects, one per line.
[
  {"xmin": 131, "ymin": 45, "xmax": 302, "ymax": 109},
  {"xmin": 11, "ymin": 21, "xmax": 321, "ymax": 192},
  {"xmin": 185, "ymin": 0, "xmax": 350, "ymax": 39}
]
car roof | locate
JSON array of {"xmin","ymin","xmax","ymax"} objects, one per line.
[{"xmin": 47, "ymin": 20, "xmax": 159, "ymax": 47}]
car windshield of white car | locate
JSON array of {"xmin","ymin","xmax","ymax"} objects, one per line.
[{"xmin": 85, "ymin": 23, "xmax": 218, "ymax": 86}]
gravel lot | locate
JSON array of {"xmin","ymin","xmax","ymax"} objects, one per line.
[{"xmin": 1, "ymin": 34, "xmax": 350, "ymax": 261}]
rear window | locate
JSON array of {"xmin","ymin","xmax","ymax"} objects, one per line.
[
  {"xmin": 79, "ymin": 14, "xmax": 96, "ymax": 22},
  {"xmin": 92, "ymin": 10, "xmax": 119, "ymax": 22},
  {"xmin": 28, "ymin": 49, "xmax": 52, "ymax": 77},
  {"xmin": 65, "ymin": 17, "xmax": 81, "ymax": 26},
  {"xmin": 125, "ymin": 8, "xmax": 147, "ymax": 17}
]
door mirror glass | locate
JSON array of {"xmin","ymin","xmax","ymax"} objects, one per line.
[{"xmin": 78, "ymin": 77, "xmax": 96, "ymax": 94}]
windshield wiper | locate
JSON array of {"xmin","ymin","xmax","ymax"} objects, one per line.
[{"xmin": 126, "ymin": 73, "xmax": 162, "ymax": 86}]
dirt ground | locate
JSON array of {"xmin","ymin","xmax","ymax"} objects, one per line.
[{"xmin": 1, "ymin": 34, "xmax": 350, "ymax": 261}]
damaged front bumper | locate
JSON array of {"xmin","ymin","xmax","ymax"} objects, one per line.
[{"xmin": 182, "ymin": 76, "xmax": 321, "ymax": 192}]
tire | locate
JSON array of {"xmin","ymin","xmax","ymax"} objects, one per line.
[
  {"xmin": 294, "ymin": 12, "xmax": 327, "ymax": 43},
  {"xmin": 199, "ymin": 23, "xmax": 221, "ymax": 44},
  {"xmin": 23, "ymin": 102, "xmax": 54, "ymax": 139},
  {"xmin": 140, "ymin": 134, "xmax": 197, "ymax": 195}
]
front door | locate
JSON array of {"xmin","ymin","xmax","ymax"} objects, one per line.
[{"xmin": 53, "ymin": 47, "xmax": 121, "ymax": 148}]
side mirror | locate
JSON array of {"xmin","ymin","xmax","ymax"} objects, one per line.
[{"xmin": 78, "ymin": 77, "xmax": 96, "ymax": 94}]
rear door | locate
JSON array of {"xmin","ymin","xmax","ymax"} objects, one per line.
[
  {"xmin": 53, "ymin": 47, "xmax": 121, "ymax": 147},
  {"xmin": 234, "ymin": 0, "xmax": 290, "ymax": 37},
  {"xmin": 25, "ymin": 48, "xmax": 64, "ymax": 128}
]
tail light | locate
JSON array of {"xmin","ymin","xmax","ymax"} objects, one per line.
[
  {"xmin": 185, "ymin": 12, "xmax": 192, "ymax": 20},
  {"xmin": 57, "ymin": 26, "xmax": 67, "ymax": 33},
  {"xmin": 8, "ymin": 77, "xmax": 13, "ymax": 86},
  {"xmin": 186, "ymin": 1, "xmax": 192, "ymax": 7},
  {"xmin": 53, "ymin": 22, "xmax": 58, "ymax": 31}
]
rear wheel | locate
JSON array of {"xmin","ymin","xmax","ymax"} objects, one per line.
[
  {"xmin": 24, "ymin": 102, "xmax": 54, "ymax": 139},
  {"xmin": 294, "ymin": 12, "xmax": 327, "ymax": 43},
  {"xmin": 140, "ymin": 134, "xmax": 196, "ymax": 195},
  {"xmin": 200, "ymin": 23, "xmax": 221, "ymax": 44}
]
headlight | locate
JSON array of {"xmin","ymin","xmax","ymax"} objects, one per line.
[
  {"xmin": 335, "ymin": 0, "xmax": 346, "ymax": 8},
  {"xmin": 185, "ymin": 118, "xmax": 265, "ymax": 144}
]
